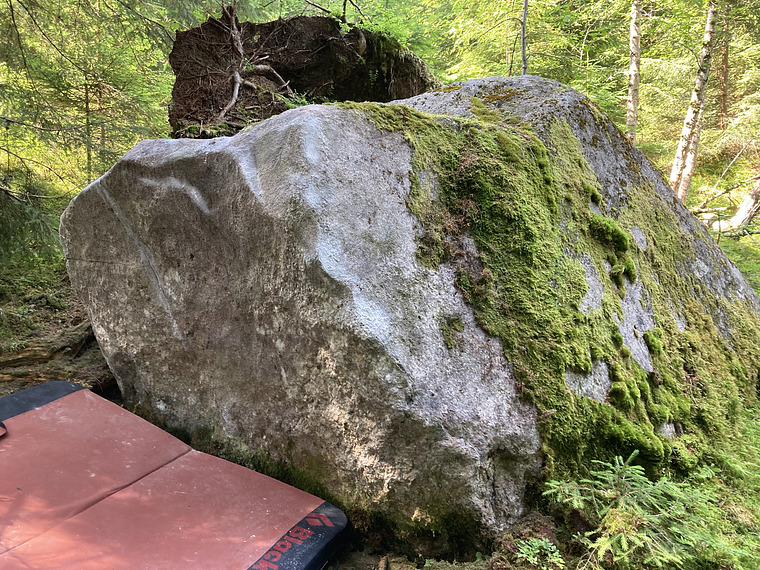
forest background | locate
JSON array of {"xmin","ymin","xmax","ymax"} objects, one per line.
[
  {"xmin": 2, "ymin": 0, "xmax": 760, "ymax": 272},
  {"xmin": 3, "ymin": 1, "xmax": 760, "ymax": 568}
]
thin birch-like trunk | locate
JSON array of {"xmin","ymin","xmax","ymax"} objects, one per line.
[
  {"xmin": 84, "ymin": 82, "xmax": 92, "ymax": 183},
  {"xmin": 521, "ymin": 0, "xmax": 528, "ymax": 75},
  {"xmin": 625, "ymin": 0, "xmax": 642, "ymax": 144},
  {"xmin": 671, "ymin": 1, "xmax": 717, "ymax": 201},
  {"xmin": 729, "ymin": 178, "xmax": 760, "ymax": 229},
  {"xmin": 719, "ymin": 2, "xmax": 730, "ymax": 130},
  {"xmin": 677, "ymin": 105, "xmax": 704, "ymax": 200}
]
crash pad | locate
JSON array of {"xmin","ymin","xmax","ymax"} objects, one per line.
[{"xmin": 0, "ymin": 382, "xmax": 346, "ymax": 569}]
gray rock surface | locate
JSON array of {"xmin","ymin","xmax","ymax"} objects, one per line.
[
  {"xmin": 565, "ymin": 360, "xmax": 610, "ymax": 402},
  {"xmin": 61, "ymin": 104, "xmax": 541, "ymax": 551}
]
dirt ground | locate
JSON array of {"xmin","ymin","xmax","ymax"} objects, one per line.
[{"xmin": 0, "ymin": 267, "xmax": 115, "ymax": 400}]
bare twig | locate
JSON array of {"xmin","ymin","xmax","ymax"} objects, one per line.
[
  {"xmin": 720, "ymin": 228, "xmax": 760, "ymax": 238},
  {"xmin": 694, "ymin": 174, "xmax": 760, "ymax": 211},
  {"xmin": 695, "ymin": 139, "xmax": 755, "ymax": 209},
  {"xmin": 0, "ymin": 145, "xmax": 68, "ymax": 184},
  {"xmin": 305, "ymin": 0, "xmax": 331, "ymax": 14},
  {"xmin": 693, "ymin": 206, "xmax": 728, "ymax": 214},
  {"xmin": 348, "ymin": 0, "xmax": 368, "ymax": 20},
  {"xmin": 243, "ymin": 64, "xmax": 293, "ymax": 96},
  {"xmin": 1, "ymin": 116, "xmax": 63, "ymax": 133},
  {"xmin": 743, "ymin": 229, "xmax": 760, "ymax": 247}
]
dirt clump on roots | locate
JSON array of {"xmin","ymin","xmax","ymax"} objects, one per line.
[{"xmin": 168, "ymin": 10, "xmax": 437, "ymax": 138}]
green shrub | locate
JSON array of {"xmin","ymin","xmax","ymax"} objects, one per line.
[
  {"xmin": 515, "ymin": 537, "xmax": 565, "ymax": 569},
  {"xmin": 544, "ymin": 451, "xmax": 748, "ymax": 569}
]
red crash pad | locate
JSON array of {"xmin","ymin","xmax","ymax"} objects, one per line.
[{"xmin": 0, "ymin": 382, "xmax": 346, "ymax": 569}]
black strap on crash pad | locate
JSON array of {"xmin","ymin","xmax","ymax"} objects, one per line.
[
  {"xmin": 0, "ymin": 381, "xmax": 86, "ymax": 422},
  {"xmin": 247, "ymin": 502, "xmax": 347, "ymax": 570}
]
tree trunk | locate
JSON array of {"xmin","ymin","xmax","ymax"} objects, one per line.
[
  {"xmin": 97, "ymin": 86, "xmax": 106, "ymax": 171},
  {"xmin": 625, "ymin": 0, "xmax": 642, "ymax": 144},
  {"xmin": 719, "ymin": 2, "xmax": 730, "ymax": 130},
  {"xmin": 84, "ymin": 81, "xmax": 92, "ymax": 183},
  {"xmin": 677, "ymin": 105, "xmax": 704, "ymax": 200},
  {"xmin": 729, "ymin": 177, "xmax": 760, "ymax": 229},
  {"xmin": 521, "ymin": 0, "xmax": 528, "ymax": 75},
  {"xmin": 670, "ymin": 0, "xmax": 717, "ymax": 201}
]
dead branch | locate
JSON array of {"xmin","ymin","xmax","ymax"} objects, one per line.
[
  {"xmin": 693, "ymin": 206, "xmax": 728, "ymax": 215},
  {"xmin": 0, "ymin": 144, "xmax": 68, "ymax": 183},
  {"xmin": 348, "ymin": 0, "xmax": 368, "ymax": 21},
  {"xmin": 2, "ymin": 116, "xmax": 63, "ymax": 133},
  {"xmin": 242, "ymin": 64, "xmax": 293, "ymax": 96},
  {"xmin": 305, "ymin": 0, "xmax": 331, "ymax": 14},
  {"xmin": 694, "ymin": 174, "xmax": 760, "ymax": 210},
  {"xmin": 214, "ymin": 70, "xmax": 243, "ymax": 125},
  {"xmin": 720, "ymin": 228, "xmax": 760, "ymax": 238}
]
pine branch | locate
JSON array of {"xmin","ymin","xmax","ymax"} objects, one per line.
[
  {"xmin": 0, "ymin": 145, "xmax": 69, "ymax": 185},
  {"xmin": 15, "ymin": 0, "xmax": 90, "ymax": 78},
  {"xmin": 1, "ymin": 116, "xmax": 63, "ymax": 133},
  {"xmin": 109, "ymin": 0, "xmax": 174, "ymax": 46}
]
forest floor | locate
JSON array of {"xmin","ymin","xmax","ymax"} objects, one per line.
[{"xmin": 0, "ymin": 257, "xmax": 116, "ymax": 399}]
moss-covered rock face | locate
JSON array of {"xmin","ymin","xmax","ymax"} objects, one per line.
[
  {"xmin": 385, "ymin": 75, "xmax": 760, "ymax": 477},
  {"xmin": 61, "ymin": 75, "xmax": 760, "ymax": 558}
]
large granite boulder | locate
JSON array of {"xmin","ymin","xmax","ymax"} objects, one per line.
[{"xmin": 60, "ymin": 76, "xmax": 760, "ymax": 555}]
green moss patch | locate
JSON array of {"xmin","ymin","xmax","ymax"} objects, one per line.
[{"xmin": 340, "ymin": 100, "xmax": 760, "ymax": 487}]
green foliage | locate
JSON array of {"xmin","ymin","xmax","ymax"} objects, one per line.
[
  {"xmin": 0, "ymin": 170, "xmax": 66, "ymax": 261},
  {"xmin": 515, "ymin": 537, "xmax": 565, "ymax": 570},
  {"xmin": 545, "ymin": 450, "xmax": 755, "ymax": 569},
  {"xmin": 717, "ymin": 232, "xmax": 760, "ymax": 294},
  {"xmin": 588, "ymin": 213, "xmax": 629, "ymax": 253},
  {"xmin": 286, "ymin": 91, "xmax": 316, "ymax": 108},
  {"xmin": 0, "ymin": 251, "xmax": 70, "ymax": 354},
  {"xmin": 642, "ymin": 329, "xmax": 663, "ymax": 355}
]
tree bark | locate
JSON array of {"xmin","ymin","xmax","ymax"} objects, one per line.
[
  {"xmin": 84, "ymin": 81, "xmax": 92, "ymax": 182},
  {"xmin": 677, "ymin": 105, "xmax": 704, "ymax": 200},
  {"xmin": 719, "ymin": 1, "xmax": 730, "ymax": 130},
  {"xmin": 521, "ymin": 0, "xmax": 528, "ymax": 75},
  {"xmin": 729, "ymin": 177, "xmax": 760, "ymax": 229},
  {"xmin": 670, "ymin": 0, "xmax": 717, "ymax": 201},
  {"xmin": 625, "ymin": 0, "xmax": 642, "ymax": 144}
]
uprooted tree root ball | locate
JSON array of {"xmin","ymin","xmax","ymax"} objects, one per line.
[{"xmin": 168, "ymin": 12, "xmax": 438, "ymax": 138}]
